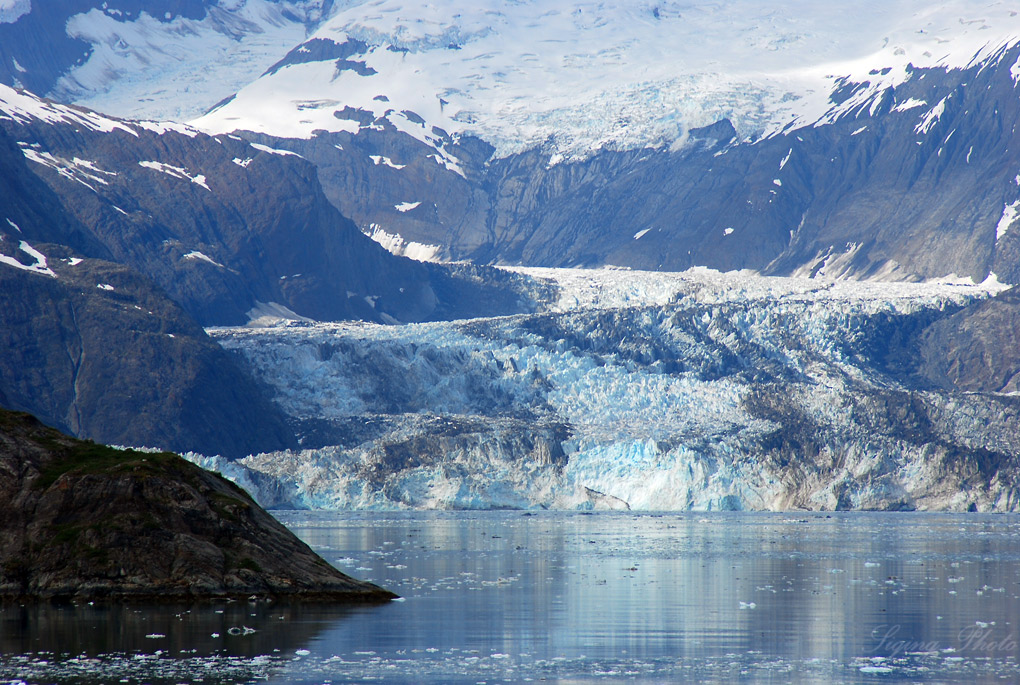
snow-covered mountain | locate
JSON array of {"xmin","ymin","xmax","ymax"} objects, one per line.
[
  {"xmin": 194, "ymin": 0, "xmax": 1020, "ymax": 159},
  {"xmin": 198, "ymin": 268, "xmax": 1020, "ymax": 512},
  {"xmin": 0, "ymin": 0, "xmax": 331, "ymax": 122},
  {"xmin": 180, "ymin": 1, "xmax": 1020, "ymax": 283},
  {"xmin": 7, "ymin": 1, "xmax": 1020, "ymax": 281}
]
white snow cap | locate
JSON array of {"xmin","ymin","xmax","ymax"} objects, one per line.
[{"xmin": 194, "ymin": 0, "xmax": 1020, "ymax": 160}]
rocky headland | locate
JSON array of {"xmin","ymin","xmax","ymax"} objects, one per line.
[{"xmin": 0, "ymin": 408, "xmax": 396, "ymax": 602}]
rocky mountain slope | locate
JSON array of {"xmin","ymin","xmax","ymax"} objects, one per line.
[
  {"xmin": 0, "ymin": 84, "xmax": 536, "ymax": 327},
  {"xmin": 0, "ymin": 84, "xmax": 544, "ymax": 455},
  {"xmin": 6, "ymin": 1, "xmax": 1020, "ymax": 283},
  {"xmin": 0, "ymin": 120, "xmax": 295, "ymax": 456},
  {"xmin": 0, "ymin": 245, "xmax": 295, "ymax": 458},
  {"xmin": 0, "ymin": 407, "xmax": 395, "ymax": 600}
]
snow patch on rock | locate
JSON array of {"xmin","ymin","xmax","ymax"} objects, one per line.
[
  {"xmin": 138, "ymin": 161, "xmax": 210, "ymax": 190},
  {"xmin": 996, "ymin": 200, "xmax": 1020, "ymax": 242},
  {"xmin": 0, "ymin": 240, "xmax": 55, "ymax": 277},
  {"xmin": 365, "ymin": 223, "xmax": 442, "ymax": 262}
]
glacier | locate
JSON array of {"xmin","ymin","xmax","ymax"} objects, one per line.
[{"xmin": 195, "ymin": 268, "xmax": 1020, "ymax": 512}]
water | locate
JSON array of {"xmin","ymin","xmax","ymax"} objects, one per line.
[{"xmin": 2, "ymin": 512, "xmax": 1019, "ymax": 683}]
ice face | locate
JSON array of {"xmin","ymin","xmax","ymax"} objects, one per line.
[{"xmin": 194, "ymin": 267, "xmax": 1020, "ymax": 512}]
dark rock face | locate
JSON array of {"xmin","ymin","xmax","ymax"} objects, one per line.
[
  {"xmin": 0, "ymin": 252, "xmax": 295, "ymax": 458},
  {"xmin": 917, "ymin": 286, "xmax": 1020, "ymax": 393},
  {"xmin": 1, "ymin": 91, "xmax": 546, "ymax": 327},
  {"xmin": 0, "ymin": 408, "xmax": 395, "ymax": 601},
  {"xmin": 2, "ymin": 113, "xmax": 443, "ymax": 327},
  {"xmin": 265, "ymin": 38, "xmax": 373, "ymax": 77},
  {"xmin": 0, "ymin": 123, "xmax": 297, "ymax": 457}
]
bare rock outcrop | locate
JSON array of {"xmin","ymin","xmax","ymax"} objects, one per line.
[{"xmin": 0, "ymin": 408, "xmax": 396, "ymax": 602}]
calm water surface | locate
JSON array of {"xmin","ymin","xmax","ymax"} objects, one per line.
[{"xmin": 2, "ymin": 512, "xmax": 1019, "ymax": 683}]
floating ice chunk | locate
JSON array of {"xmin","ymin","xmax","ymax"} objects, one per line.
[
  {"xmin": 97, "ymin": 283, "xmax": 114, "ymax": 290},
  {"xmin": 295, "ymin": 649, "xmax": 311, "ymax": 656},
  {"xmin": 724, "ymin": 227, "xmax": 734, "ymax": 235},
  {"xmin": 633, "ymin": 228, "xmax": 651, "ymax": 240}
]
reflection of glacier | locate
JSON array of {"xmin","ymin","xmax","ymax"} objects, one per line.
[{"xmin": 199, "ymin": 268, "xmax": 1020, "ymax": 512}]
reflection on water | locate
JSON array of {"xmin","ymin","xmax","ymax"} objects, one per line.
[{"xmin": 2, "ymin": 512, "xmax": 1019, "ymax": 683}]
